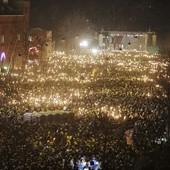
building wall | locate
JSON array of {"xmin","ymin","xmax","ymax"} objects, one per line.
[
  {"xmin": 15, "ymin": 0, "xmax": 30, "ymax": 28},
  {"xmin": 99, "ymin": 31, "xmax": 158, "ymax": 53},
  {"xmin": 0, "ymin": 15, "xmax": 24, "ymax": 69},
  {"xmin": 29, "ymin": 28, "xmax": 53, "ymax": 59},
  {"xmin": 0, "ymin": 0, "xmax": 30, "ymax": 70}
]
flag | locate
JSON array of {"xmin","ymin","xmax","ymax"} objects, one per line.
[{"xmin": 125, "ymin": 129, "xmax": 134, "ymax": 145}]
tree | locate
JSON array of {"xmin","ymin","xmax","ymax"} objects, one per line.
[
  {"xmin": 108, "ymin": 0, "xmax": 135, "ymax": 29},
  {"xmin": 9, "ymin": 17, "xmax": 30, "ymax": 70},
  {"xmin": 107, "ymin": 0, "xmax": 165, "ymax": 30},
  {"xmin": 57, "ymin": 10, "xmax": 94, "ymax": 50}
]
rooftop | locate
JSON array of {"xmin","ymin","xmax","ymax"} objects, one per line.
[{"xmin": 0, "ymin": 0, "xmax": 23, "ymax": 15}]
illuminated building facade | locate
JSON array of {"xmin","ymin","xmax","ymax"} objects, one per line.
[
  {"xmin": 28, "ymin": 28, "xmax": 53, "ymax": 59},
  {"xmin": 99, "ymin": 31, "xmax": 158, "ymax": 53},
  {"xmin": 0, "ymin": 0, "xmax": 30, "ymax": 70}
]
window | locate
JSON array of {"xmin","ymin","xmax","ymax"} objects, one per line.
[
  {"xmin": 17, "ymin": 34, "xmax": 21, "ymax": 41},
  {"xmin": 28, "ymin": 36, "xmax": 32, "ymax": 42},
  {"xmin": 1, "ymin": 35, "xmax": 5, "ymax": 44},
  {"xmin": 25, "ymin": 8, "xmax": 28, "ymax": 14}
]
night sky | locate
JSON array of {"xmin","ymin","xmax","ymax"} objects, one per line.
[{"xmin": 30, "ymin": 0, "xmax": 170, "ymax": 34}]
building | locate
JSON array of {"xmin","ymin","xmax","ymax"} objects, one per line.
[
  {"xmin": 0, "ymin": 0, "xmax": 30, "ymax": 71},
  {"xmin": 28, "ymin": 28, "xmax": 53, "ymax": 59},
  {"xmin": 99, "ymin": 31, "xmax": 158, "ymax": 53}
]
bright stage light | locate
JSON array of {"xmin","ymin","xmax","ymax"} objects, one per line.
[{"xmin": 79, "ymin": 40, "xmax": 89, "ymax": 47}]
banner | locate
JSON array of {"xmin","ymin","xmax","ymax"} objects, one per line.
[{"xmin": 125, "ymin": 128, "xmax": 134, "ymax": 145}]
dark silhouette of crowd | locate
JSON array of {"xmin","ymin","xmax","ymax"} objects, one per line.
[{"xmin": 0, "ymin": 51, "xmax": 170, "ymax": 170}]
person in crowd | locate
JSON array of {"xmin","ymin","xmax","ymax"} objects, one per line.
[
  {"xmin": 77, "ymin": 157, "xmax": 88, "ymax": 170},
  {"xmin": 0, "ymin": 51, "xmax": 169, "ymax": 170},
  {"xmin": 90, "ymin": 157, "xmax": 100, "ymax": 170}
]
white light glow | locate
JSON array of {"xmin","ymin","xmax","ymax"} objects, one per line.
[
  {"xmin": 91, "ymin": 48, "xmax": 98, "ymax": 55},
  {"xmin": 79, "ymin": 40, "xmax": 88, "ymax": 47}
]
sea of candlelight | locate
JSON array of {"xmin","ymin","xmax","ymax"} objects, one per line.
[{"xmin": 2, "ymin": 51, "xmax": 170, "ymax": 121}]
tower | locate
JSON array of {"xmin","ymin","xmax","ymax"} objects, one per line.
[{"xmin": 14, "ymin": 0, "xmax": 30, "ymax": 28}]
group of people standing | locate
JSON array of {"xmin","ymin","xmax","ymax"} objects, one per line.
[{"xmin": 70, "ymin": 157, "xmax": 100, "ymax": 170}]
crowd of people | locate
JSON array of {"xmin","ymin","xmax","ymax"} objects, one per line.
[{"xmin": 0, "ymin": 51, "xmax": 170, "ymax": 169}]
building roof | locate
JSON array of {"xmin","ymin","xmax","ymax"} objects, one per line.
[{"xmin": 0, "ymin": 0, "xmax": 22, "ymax": 15}]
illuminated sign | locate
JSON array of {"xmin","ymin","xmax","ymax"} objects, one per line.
[{"xmin": 0, "ymin": 52, "xmax": 6, "ymax": 62}]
